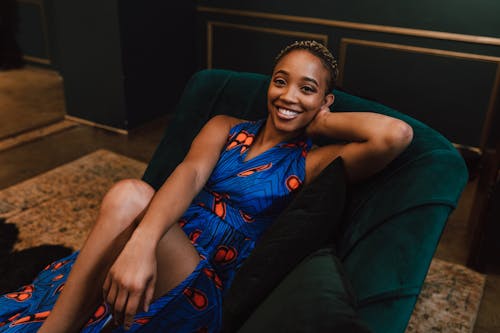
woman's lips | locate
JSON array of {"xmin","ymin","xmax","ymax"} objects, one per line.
[{"xmin": 276, "ymin": 107, "xmax": 300, "ymax": 120}]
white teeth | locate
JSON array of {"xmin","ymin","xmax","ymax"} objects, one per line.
[{"xmin": 278, "ymin": 108, "xmax": 299, "ymax": 119}]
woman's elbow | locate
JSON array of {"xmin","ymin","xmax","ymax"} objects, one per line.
[{"xmin": 384, "ymin": 119, "xmax": 414, "ymax": 153}]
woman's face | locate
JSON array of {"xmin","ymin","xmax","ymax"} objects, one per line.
[{"xmin": 267, "ymin": 49, "xmax": 334, "ymax": 134}]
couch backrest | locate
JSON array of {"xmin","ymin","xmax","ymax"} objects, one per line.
[
  {"xmin": 143, "ymin": 69, "xmax": 269, "ymax": 190},
  {"xmin": 143, "ymin": 69, "xmax": 468, "ymax": 333},
  {"xmin": 331, "ymin": 90, "xmax": 468, "ymax": 332}
]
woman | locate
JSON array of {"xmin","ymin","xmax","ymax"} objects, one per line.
[{"xmin": 0, "ymin": 41, "xmax": 413, "ymax": 332}]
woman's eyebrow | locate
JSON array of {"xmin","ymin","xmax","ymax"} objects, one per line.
[
  {"xmin": 302, "ymin": 77, "xmax": 319, "ymax": 86},
  {"xmin": 274, "ymin": 69, "xmax": 289, "ymax": 76},
  {"xmin": 274, "ymin": 69, "xmax": 319, "ymax": 86}
]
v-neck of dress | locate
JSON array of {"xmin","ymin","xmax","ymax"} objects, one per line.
[{"xmin": 240, "ymin": 119, "xmax": 295, "ymax": 164}]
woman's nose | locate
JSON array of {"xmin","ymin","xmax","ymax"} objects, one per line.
[{"xmin": 280, "ymin": 86, "xmax": 299, "ymax": 103}]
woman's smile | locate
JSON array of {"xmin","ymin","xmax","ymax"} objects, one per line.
[{"xmin": 276, "ymin": 107, "xmax": 302, "ymax": 120}]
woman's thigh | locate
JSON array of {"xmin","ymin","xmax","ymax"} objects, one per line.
[{"xmin": 153, "ymin": 222, "xmax": 201, "ymax": 299}]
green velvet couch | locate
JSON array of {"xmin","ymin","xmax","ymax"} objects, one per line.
[{"xmin": 142, "ymin": 69, "xmax": 468, "ymax": 332}]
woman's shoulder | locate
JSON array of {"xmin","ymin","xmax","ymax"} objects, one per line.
[
  {"xmin": 207, "ymin": 115, "xmax": 264, "ymax": 136},
  {"xmin": 208, "ymin": 115, "xmax": 247, "ymax": 129},
  {"xmin": 201, "ymin": 115, "xmax": 244, "ymax": 136}
]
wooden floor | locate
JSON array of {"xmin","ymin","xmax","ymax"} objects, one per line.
[
  {"xmin": 0, "ymin": 66, "xmax": 66, "ymax": 140},
  {"xmin": 1, "ymin": 67, "xmax": 499, "ymax": 332}
]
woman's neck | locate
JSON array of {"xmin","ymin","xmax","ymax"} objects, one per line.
[{"xmin": 256, "ymin": 116, "xmax": 303, "ymax": 147}]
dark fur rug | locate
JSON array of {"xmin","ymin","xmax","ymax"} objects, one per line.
[{"xmin": 0, "ymin": 217, "xmax": 72, "ymax": 292}]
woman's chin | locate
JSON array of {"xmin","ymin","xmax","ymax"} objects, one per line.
[
  {"xmin": 276, "ymin": 113, "xmax": 300, "ymax": 122},
  {"xmin": 271, "ymin": 117, "xmax": 305, "ymax": 135}
]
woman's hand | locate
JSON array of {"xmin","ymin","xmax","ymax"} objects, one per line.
[
  {"xmin": 305, "ymin": 105, "xmax": 330, "ymax": 138},
  {"xmin": 103, "ymin": 235, "xmax": 157, "ymax": 330}
]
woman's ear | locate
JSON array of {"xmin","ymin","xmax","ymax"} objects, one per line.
[{"xmin": 322, "ymin": 93, "xmax": 335, "ymax": 110}]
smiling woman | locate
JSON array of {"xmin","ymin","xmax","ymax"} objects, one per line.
[
  {"xmin": 0, "ymin": 40, "xmax": 412, "ymax": 333},
  {"xmin": 266, "ymin": 41, "xmax": 336, "ymax": 135},
  {"xmin": 267, "ymin": 50, "xmax": 334, "ymax": 133}
]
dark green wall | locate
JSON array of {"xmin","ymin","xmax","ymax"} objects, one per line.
[
  {"xmin": 14, "ymin": 0, "xmax": 197, "ymax": 130},
  {"xmin": 117, "ymin": 1, "xmax": 196, "ymax": 128},
  {"xmin": 12, "ymin": 0, "xmax": 500, "ymax": 141},
  {"xmin": 48, "ymin": 0, "xmax": 127, "ymax": 128},
  {"xmin": 198, "ymin": 0, "xmax": 500, "ymax": 38},
  {"xmin": 9, "ymin": 0, "xmax": 51, "ymax": 67},
  {"xmin": 196, "ymin": 0, "xmax": 500, "ymax": 149}
]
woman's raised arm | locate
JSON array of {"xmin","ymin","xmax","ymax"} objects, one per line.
[{"xmin": 306, "ymin": 108, "xmax": 413, "ymax": 183}]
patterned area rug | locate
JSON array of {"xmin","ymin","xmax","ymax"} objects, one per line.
[
  {"xmin": 0, "ymin": 150, "xmax": 145, "ymax": 251},
  {"xmin": 406, "ymin": 258, "xmax": 485, "ymax": 333},
  {"xmin": 0, "ymin": 150, "xmax": 486, "ymax": 332}
]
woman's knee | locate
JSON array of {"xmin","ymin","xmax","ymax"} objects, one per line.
[{"xmin": 99, "ymin": 179, "xmax": 155, "ymax": 222}]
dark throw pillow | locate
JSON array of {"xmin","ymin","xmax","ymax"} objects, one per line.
[
  {"xmin": 237, "ymin": 248, "xmax": 372, "ymax": 333},
  {"xmin": 222, "ymin": 157, "xmax": 370, "ymax": 332}
]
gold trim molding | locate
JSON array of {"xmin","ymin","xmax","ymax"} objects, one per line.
[
  {"xmin": 23, "ymin": 55, "xmax": 50, "ymax": 65},
  {"xmin": 338, "ymin": 38, "xmax": 500, "ymax": 85},
  {"xmin": 16, "ymin": 0, "xmax": 41, "ymax": 4},
  {"xmin": 198, "ymin": 6, "xmax": 500, "ymax": 47},
  {"xmin": 484, "ymin": 65, "xmax": 500, "ymax": 148},
  {"xmin": 338, "ymin": 38, "xmax": 499, "ymax": 149},
  {"xmin": 207, "ymin": 21, "xmax": 328, "ymax": 69},
  {"xmin": 65, "ymin": 115, "xmax": 129, "ymax": 135}
]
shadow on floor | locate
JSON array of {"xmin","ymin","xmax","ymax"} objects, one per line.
[{"xmin": 0, "ymin": 218, "xmax": 73, "ymax": 294}]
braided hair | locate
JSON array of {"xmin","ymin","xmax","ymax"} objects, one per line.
[{"xmin": 274, "ymin": 40, "xmax": 339, "ymax": 93}]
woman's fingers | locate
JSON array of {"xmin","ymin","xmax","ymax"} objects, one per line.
[
  {"xmin": 105, "ymin": 277, "xmax": 148, "ymax": 329},
  {"xmin": 105, "ymin": 280, "xmax": 119, "ymax": 310},
  {"xmin": 113, "ymin": 286, "xmax": 128, "ymax": 325},
  {"xmin": 143, "ymin": 276, "xmax": 156, "ymax": 313},
  {"xmin": 102, "ymin": 274, "xmax": 111, "ymax": 299},
  {"xmin": 101, "ymin": 241, "xmax": 158, "ymax": 327},
  {"xmin": 123, "ymin": 289, "xmax": 142, "ymax": 330}
]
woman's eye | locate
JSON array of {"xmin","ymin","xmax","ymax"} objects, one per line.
[
  {"xmin": 301, "ymin": 86, "xmax": 316, "ymax": 93},
  {"xmin": 274, "ymin": 78, "xmax": 286, "ymax": 86}
]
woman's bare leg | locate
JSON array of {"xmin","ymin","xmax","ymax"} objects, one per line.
[
  {"xmin": 38, "ymin": 179, "xmax": 155, "ymax": 333},
  {"xmin": 39, "ymin": 178, "xmax": 201, "ymax": 333},
  {"xmin": 38, "ymin": 178, "xmax": 202, "ymax": 332}
]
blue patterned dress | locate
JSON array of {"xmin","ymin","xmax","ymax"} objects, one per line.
[{"xmin": 0, "ymin": 119, "xmax": 311, "ymax": 332}]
